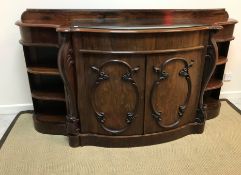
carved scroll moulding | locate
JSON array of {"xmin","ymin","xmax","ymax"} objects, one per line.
[
  {"xmin": 151, "ymin": 58, "xmax": 194, "ymax": 129},
  {"xmin": 90, "ymin": 60, "xmax": 140, "ymax": 134}
]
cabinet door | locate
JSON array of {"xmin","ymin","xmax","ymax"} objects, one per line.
[
  {"xmin": 144, "ymin": 50, "xmax": 205, "ymax": 133},
  {"xmin": 76, "ymin": 54, "xmax": 145, "ymax": 136}
]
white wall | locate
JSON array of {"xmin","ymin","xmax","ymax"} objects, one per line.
[{"xmin": 1, "ymin": 0, "xmax": 241, "ymax": 114}]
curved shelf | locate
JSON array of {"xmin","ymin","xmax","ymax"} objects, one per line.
[
  {"xmin": 16, "ymin": 20, "xmax": 60, "ymax": 28},
  {"xmin": 35, "ymin": 113, "xmax": 66, "ymax": 123},
  {"xmin": 27, "ymin": 67, "xmax": 60, "ymax": 75},
  {"xmin": 204, "ymin": 97, "xmax": 221, "ymax": 120},
  {"xmin": 33, "ymin": 113, "xmax": 66, "ymax": 135},
  {"xmin": 79, "ymin": 46, "xmax": 204, "ymax": 55},
  {"xmin": 19, "ymin": 40, "xmax": 59, "ymax": 48},
  {"xmin": 205, "ymin": 79, "xmax": 223, "ymax": 91},
  {"xmin": 217, "ymin": 56, "xmax": 228, "ymax": 65},
  {"xmin": 215, "ymin": 36, "xmax": 235, "ymax": 43},
  {"xmin": 32, "ymin": 90, "xmax": 65, "ymax": 101}
]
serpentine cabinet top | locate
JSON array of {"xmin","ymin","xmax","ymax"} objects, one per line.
[{"xmin": 16, "ymin": 9, "xmax": 236, "ymax": 33}]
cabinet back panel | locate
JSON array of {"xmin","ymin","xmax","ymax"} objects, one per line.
[
  {"xmin": 217, "ymin": 42, "xmax": 230, "ymax": 57},
  {"xmin": 33, "ymin": 99, "xmax": 66, "ymax": 115},
  {"xmin": 28, "ymin": 74, "xmax": 64, "ymax": 92},
  {"xmin": 23, "ymin": 46, "xmax": 59, "ymax": 68}
]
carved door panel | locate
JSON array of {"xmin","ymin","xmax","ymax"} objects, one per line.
[
  {"xmin": 144, "ymin": 50, "xmax": 205, "ymax": 133},
  {"xmin": 76, "ymin": 54, "xmax": 145, "ymax": 136}
]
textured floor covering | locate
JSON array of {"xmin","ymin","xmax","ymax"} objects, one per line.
[
  {"xmin": 0, "ymin": 114, "xmax": 16, "ymax": 138},
  {"xmin": 0, "ymin": 101, "xmax": 241, "ymax": 175}
]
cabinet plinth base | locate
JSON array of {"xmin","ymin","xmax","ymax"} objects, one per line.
[
  {"xmin": 69, "ymin": 122, "xmax": 205, "ymax": 147},
  {"xmin": 33, "ymin": 114, "xmax": 67, "ymax": 135},
  {"xmin": 206, "ymin": 100, "xmax": 221, "ymax": 120}
]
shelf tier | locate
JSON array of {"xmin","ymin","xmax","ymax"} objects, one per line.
[
  {"xmin": 32, "ymin": 90, "xmax": 65, "ymax": 101},
  {"xmin": 33, "ymin": 113, "xmax": 67, "ymax": 135},
  {"xmin": 27, "ymin": 67, "xmax": 60, "ymax": 75},
  {"xmin": 19, "ymin": 40, "xmax": 59, "ymax": 48},
  {"xmin": 205, "ymin": 79, "xmax": 223, "ymax": 91},
  {"xmin": 215, "ymin": 36, "xmax": 235, "ymax": 43},
  {"xmin": 204, "ymin": 97, "xmax": 221, "ymax": 120},
  {"xmin": 217, "ymin": 56, "xmax": 228, "ymax": 65}
]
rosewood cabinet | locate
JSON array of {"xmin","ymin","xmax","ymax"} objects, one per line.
[{"xmin": 16, "ymin": 9, "xmax": 236, "ymax": 147}]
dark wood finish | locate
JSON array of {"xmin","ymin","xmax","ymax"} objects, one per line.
[
  {"xmin": 34, "ymin": 113, "xmax": 66, "ymax": 123},
  {"xmin": 205, "ymin": 79, "xmax": 223, "ymax": 91},
  {"xmin": 204, "ymin": 19, "xmax": 237, "ymax": 119},
  {"xmin": 76, "ymin": 54, "xmax": 146, "ymax": 136},
  {"xmin": 204, "ymin": 96, "xmax": 221, "ymax": 120},
  {"xmin": 18, "ymin": 9, "xmax": 228, "ymax": 26},
  {"xmin": 78, "ymin": 46, "xmax": 204, "ymax": 55},
  {"xmin": 18, "ymin": 27, "xmax": 59, "ymax": 45},
  {"xmin": 31, "ymin": 90, "xmax": 65, "ymax": 101},
  {"xmin": 75, "ymin": 123, "xmax": 204, "ymax": 147},
  {"xmin": 27, "ymin": 67, "xmax": 59, "ymax": 75},
  {"xmin": 215, "ymin": 37, "xmax": 235, "ymax": 42},
  {"xmin": 28, "ymin": 74, "xmax": 64, "ymax": 92},
  {"xmin": 23, "ymin": 46, "xmax": 59, "ymax": 68},
  {"xmin": 16, "ymin": 9, "xmax": 236, "ymax": 147},
  {"xmin": 217, "ymin": 56, "xmax": 228, "ymax": 65},
  {"xmin": 60, "ymin": 24, "xmax": 220, "ymax": 146},
  {"xmin": 33, "ymin": 113, "xmax": 66, "ymax": 135},
  {"xmin": 58, "ymin": 34, "xmax": 79, "ymax": 146},
  {"xmin": 19, "ymin": 40, "xmax": 59, "ymax": 48}
]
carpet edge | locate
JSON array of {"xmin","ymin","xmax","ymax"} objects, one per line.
[
  {"xmin": 0, "ymin": 99, "xmax": 240, "ymax": 150},
  {"xmin": 0, "ymin": 110, "xmax": 33, "ymax": 150},
  {"xmin": 220, "ymin": 98, "xmax": 241, "ymax": 115}
]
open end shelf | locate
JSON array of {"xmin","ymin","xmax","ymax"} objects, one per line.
[
  {"xmin": 32, "ymin": 90, "xmax": 65, "ymax": 101},
  {"xmin": 204, "ymin": 96, "xmax": 221, "ymax": 120},
  {"xmin": 19, "ymin": 40, "xmax": 59, "ymax": 48},
  {"xmin": 28, "ymin": 73, "xmax": 64, "ymax": 93},
  {"xmin": 27, "ymin": 67, "xmax": 60, "ymax": 75},
  {"xmin": 215, "ymin": 36, "xmax": 235, "ymax": 43},
  {"xmin": 217, "ymin": 56, "xmax": 228, "ymax": 65},
  {"xmin": 204, "ymin": 96, "xmax": 220, "ymax": 106},
  {"xmin": 35, "ymin": 113, "xmax": 66, "ymax": 123},
  {"xmin": 205, "ymin": 79, "xmax": 223, "ymax": 91},
  {"xmin": 33, "ymin": 113, "xmax": 67, "ymax": 135},
  {"xmin": 23, "ymin": 46, "xmax": 59, "ymax": 68}
]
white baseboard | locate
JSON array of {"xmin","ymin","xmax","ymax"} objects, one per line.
[
  {"xmin": 220, "ymin": 91, "xmax": 241, "ymax": 104},
  {"xmin": 0, "ymin": 103, "xmax": 33, "ymax": 115}
]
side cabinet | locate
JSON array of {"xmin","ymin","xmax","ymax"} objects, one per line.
[
  {"xmin": 204, "ymin": 19, "xmax": 238, "ymax": 119},
  {"xmin": 16, "ymin": 24, "xmax": 67, "ymax": 135}
]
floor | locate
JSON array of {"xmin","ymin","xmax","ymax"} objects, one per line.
[
  {"xmin": 0, "ymin": 114, "xmax": 16, "ymax": 139},
  {"xmin": 0, "ymin": 99, "xmax": 241, "ymax": 140},
  {"xmin": 229, "ymin": 98, "xmax": 241, "ymax": 110}
]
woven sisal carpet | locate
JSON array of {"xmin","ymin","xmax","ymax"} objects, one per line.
[{"xmin": 0, "ymin": 101, "xmax": 241, "ymax": 175}]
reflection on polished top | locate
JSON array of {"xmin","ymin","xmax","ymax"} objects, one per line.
[{"xmin": 70, "ymin": 18, "xmax": 207, "ymax": 31}]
